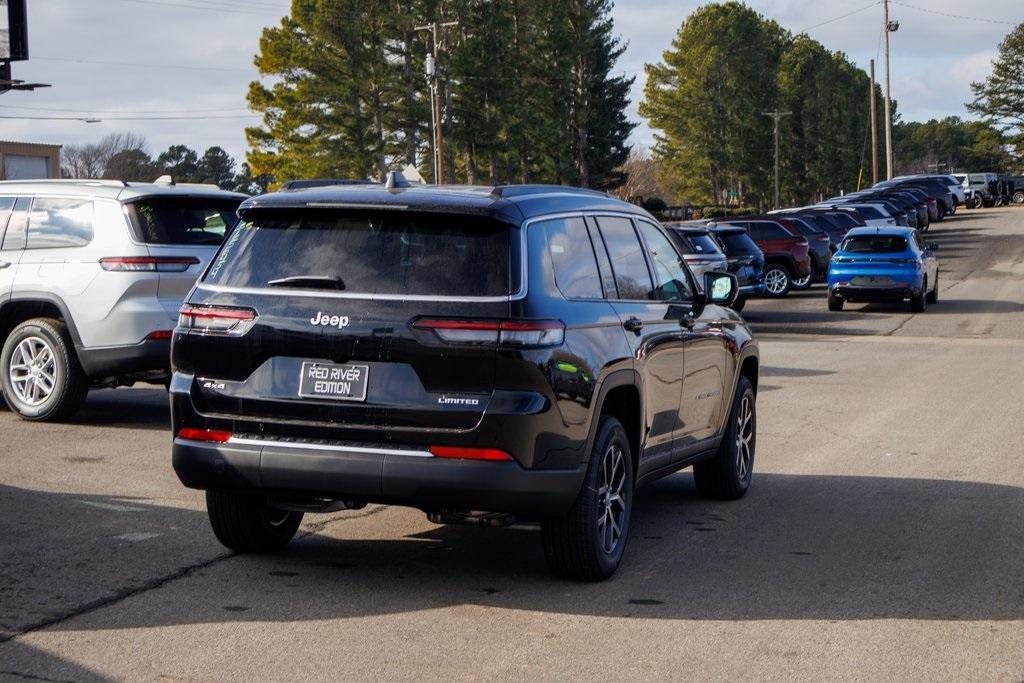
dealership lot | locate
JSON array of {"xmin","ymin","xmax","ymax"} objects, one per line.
[{"xmin": 1, "ymin": 208, "xmax": 1023, "ymax": 680}]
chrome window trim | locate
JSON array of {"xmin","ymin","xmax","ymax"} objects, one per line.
[{"xmin": 228, "ymin": 437, "xmax": 433, "ymax": 458}]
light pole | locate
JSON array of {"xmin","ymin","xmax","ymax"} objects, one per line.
[
  {"xmin": 762, "ymin": 110, "xmax": 791, "ymax": 210},
  {"xmin": 883, "ymin": 0, "xmax": 899, "ymax": 179}
]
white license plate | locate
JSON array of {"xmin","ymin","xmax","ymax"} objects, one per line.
[{"xmin": 298, "ymin": 362, "xmax": 369, "ymax": 402}]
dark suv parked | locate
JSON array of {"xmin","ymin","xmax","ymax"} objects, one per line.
[
  {"xmin": 713, "ymin": 218, "xmax": 811, "ymax": 297},
  {"xmin": 171, "ymin": 179, "xmax": 760, "ymax": 581},
  {"xmin": 705, "ymin": 226, "xmax": 766, "ymax": 312}
]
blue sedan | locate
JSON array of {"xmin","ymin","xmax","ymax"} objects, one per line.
[{"xmin": 827, "ymin": 227, "xmax": 939, "ymax": 312}]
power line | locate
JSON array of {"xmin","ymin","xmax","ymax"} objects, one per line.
[
  {"xmin": 32, "ymin": 56, "xmax": 254, "ymax": 73},
  {"xmin": 0, "ymin": 103, "xmax": 251, "ymax": 115},
  {"xmin": 796, "ymin": 2, "xmax": 881, "ymax": 33},
  {"xmin": 889, "ymin": 1, "xmax": 1019, "ymax": 25},
  {"xmin": 0, "ymin": 114, "xmax": 259, "ymax": 121},
  {"xmin": 110, "ymin": 0, "xmax": 286, "ymax": 17}
]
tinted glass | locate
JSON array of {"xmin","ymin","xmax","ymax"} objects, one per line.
[
  {"xmin": 687, "ymin": 233, "xmax": 723, "ymax": 255},
  {"xmin": 748, "ymin": 222, "xmax": 791, "ymax": 240},
  {"xmin": 26, "ymin": 197, "xmax": 94, "ymax": 249},
  {"xmin": 205, "ymin": 211, "xmax": 509, "ymax": 297},
  {"xmin": 841, "ymin": 236, "xmax": 908, "ymax": 253},
  {"xmin": 587, "ymin": 220, "xmax": 618, "ymax": 298},
  {"xmin": 543, "ymin": 217, "xmax": 602, "ymax": 299},
  {"xmin": 853, "ymin": 206, "xmax": 884, "ymax": 219},
  {"xmin": 596, "ymin": 217, "xmax": 653, "ymax": 300},
  {"xmin": 788, "ymin": 218, "xmax": 821, "ymax": 236},
  {"xmin": 827, "ymin": 213, "xmax": 858, "ymax": 228},
  {"xmin": 715, "ymin": 231, "xmax": 759, "ymax": 255},
  {"xmin": 126, "ymin": 197, "xmax": 241, "ymax": 245},
  {"xmin": 638, "ymin": 221, "xmax": 693, "ymax": 301}
]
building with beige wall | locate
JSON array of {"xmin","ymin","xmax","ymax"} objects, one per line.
[{"xmin": 0, "ymin": 141, "xmax": 61, "ymax": 180}]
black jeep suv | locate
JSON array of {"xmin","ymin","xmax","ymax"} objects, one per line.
[{"xmin": 170, "ymin": 178, "xmax": 760, "ymax": 581}]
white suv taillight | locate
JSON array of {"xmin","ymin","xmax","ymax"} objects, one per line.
[
  {"xmin": 100, "ymin": 256, "xmax": 199, "ymax": 272},
  {"xmin": 177, "ymin": 305, "xmax": 256, "ymax": 336},
  {"xmin": 412, "ymin": 318, "xmax": 564, "ymax": 348}
]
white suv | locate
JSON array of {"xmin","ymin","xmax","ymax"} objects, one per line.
[{"xmin": 0, "ymin": 179, "xmax": 246, "ymax": 421}]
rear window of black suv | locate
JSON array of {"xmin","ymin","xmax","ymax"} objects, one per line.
[{"xmin": 204, "ymin": 211, "xmax": 510, "ymax": 297}]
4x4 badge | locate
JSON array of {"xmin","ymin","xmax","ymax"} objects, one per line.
[{"xmin": 310, "ymin": 312, "xmax": 350, "ymax": 329}]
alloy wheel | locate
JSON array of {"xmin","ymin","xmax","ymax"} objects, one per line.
[
  {"xmin": 792, "ymin": 274, "xmax": 812, "ymax": 288},
  {"xmin": 596, "ymin": 443, "xmax": 628, "ymax": 555},
  {"xmin": 765, "ymin": 268, "xmax": 788, "ymax": 295},
  {"xmin": 9, "ymin": 336, "xmax": 57, "ymax": 406},
  {"xmin": 735, "ymin": 394, "xmax": 754, "ymax": 484}
]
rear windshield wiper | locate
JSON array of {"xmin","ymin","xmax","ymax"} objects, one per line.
[{"xmin": 266, "ymin": 275, "xmax": 346, "ymax": 290}]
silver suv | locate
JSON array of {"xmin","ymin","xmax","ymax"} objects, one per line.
[{"xmin": 0, "ymin": 179, "xmax": 246, "ymax": 421}]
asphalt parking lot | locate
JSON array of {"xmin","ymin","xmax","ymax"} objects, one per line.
[{"xmin": 1, "ymin": 207, "xmax": 1023, "ymax": 680}]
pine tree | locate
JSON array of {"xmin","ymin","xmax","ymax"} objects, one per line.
[{"xmin": 968, "ymin": 21, "xmax": 1024, "ymax": 162}]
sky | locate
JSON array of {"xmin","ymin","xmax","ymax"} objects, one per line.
[{"xmin": 0, "ymin": 0, "xmax": 1020, "ymax": 170}]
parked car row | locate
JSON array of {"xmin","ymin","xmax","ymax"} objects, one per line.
[{"xmin": 954, "ymin": 172, "xmax": 1024, "ymax": 207}]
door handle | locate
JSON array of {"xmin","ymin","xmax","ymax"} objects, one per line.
[
  {"xmin": 0, "ymin": 260, "xmax": 10, "ymax": 269},
  {"xmin": 680, "ymin": 315, "xmax": 696, "ymax": 330},
  {"xmin": 622, "ymin": 317, "xmax": 643, "ymax": 334}
]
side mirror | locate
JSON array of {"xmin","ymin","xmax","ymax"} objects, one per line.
[
  {"xmin": 928, "ymin": 242, "xmax": 940, "ymax": 251},
  {"xmin": 704, "ymin": 271, "xmax": 738, "ymax": 307}
]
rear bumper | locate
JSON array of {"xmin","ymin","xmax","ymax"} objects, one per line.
[
  {"xmin": 172, "ymin": 438, "xmax": 586, "ymax": 518},
  {"xmin": 830, "ymin": 284, "xmax": 921, "ymax": 302},
  {"xmin": 78, "ymin": 339, "xmax": 171, "ymax": 378}
]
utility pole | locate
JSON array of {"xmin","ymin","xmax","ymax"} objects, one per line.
[
  {"xmin": 869, "ymin": 59, "xmax": 879, "ymax": 186},
  {"xmin": 883, "ymin": 0, "xmax": 899, "ymax": 179},
  {"xmin": 762, "ymin": 111, "xmax": 791, "ymax": 210},
  {"xmin": 414, "ymin": 20, "xmax": 458, "ymax": 184}
]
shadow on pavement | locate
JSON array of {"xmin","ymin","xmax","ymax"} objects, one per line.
[
  {"xmin": 66, "ymin": 388, "xmax": 170, "ymax": 432},
  {"xmin": 3, "ymin": 471, "xmax": 1023, "ymax": 649}
]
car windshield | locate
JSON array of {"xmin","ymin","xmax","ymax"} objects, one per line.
[
  {"xmin": 126, "ymin": 197, "xmax": 242, "ymax": 246},
  {"xmin": 203, "ymin": 210, "xmax": 510, "ymax": 297},
  {"xmin": 841, "ymin": 235, "xmax": 908, "ymax": 253}
]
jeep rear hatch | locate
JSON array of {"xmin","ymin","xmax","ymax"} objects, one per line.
[{"xmin": 177, "ymin": 209, "xmax": 517, "ymax": 437}]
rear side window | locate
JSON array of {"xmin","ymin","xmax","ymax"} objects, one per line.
[
  {"xmin": 686, "ymin": 232, "xmax": 722, "ymax": 255},
  {"xmin": 715, "ymin": 231, "xmax": 758, "ymax": 255},
  {"xmin": 595, "ymin": 217, "xmax": 653, "ymax": 300},
  {"xmin": 853, "ymin": 206, "xmax": 884, "ymax": 220},
  {"xmin": 26, "ymin": 197, "xmax": 94, "ymax": 249},
  {"xmin": 828, "ymin": 213, "xmax": 859, "ymax": 228},
  {"xmin": 788, "ymin": 219, "xmax": 820, "ymax": 236},
  {"xmin": 638, "ymin": 221, "xmax": 693, "ymax": 302},
  {"xmin": 543, "ymin": 216, "xmax": 602, "ymax": 299},
  {"xmin": 748, "ymin": 222, "xmax": 790, "ymax": 240},
  {"xmin": 126, "ymin": 197, "xmax": 241, "ymax": 245},
  {"xmin": 842, "ymin": 235, "xmax": 907, "ymax": 253},
  {"xmin": 204, "ymin": 211, "xmax": 510, "ymax": 297},
  {"xmin": 0, "ymin": 197, "xmax": 15, "ymax": 244},
  {"xmin": 1, "ymin": 197, "xmax": 30, "ymax": 250}
]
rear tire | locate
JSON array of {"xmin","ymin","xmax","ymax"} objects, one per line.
[
  {"xmin": 0, "ymin": 318, "xmax": 89, "ymax": 422},
  {"xmin": 763, "ymin": 264, "xmax": 792, "ymax": 297},
  {"xmin": 971, "ymin": 195, "xmax": 983, "ymax": 209},
  {"xmin": 791, "ymin": 273, "xmax": 812, "ymax": 290},
  {"xmin": 926, "ymin": 274, "xmax": 939, "ymax": 304},
  {"xmin": 206, "ymin": 490, "xmax": 304, "ymax": 553},
  {"xmin": 1013, "ymin": 191, "xmax": 1024, "ymax": 205},
  {"xmin": 828, "ymin": 293, "xmax": 844, "ymax": 311},
  {"xmin": 542, "ymin": 416, "xmax": 634, "ymax": 581},
  {"xmin": 911, "ymin": 278, "xmax": 928, "ymax": 313},
  {"xmin": 694, "ymin": 376, "xmax": 756, "ymax": 500}
]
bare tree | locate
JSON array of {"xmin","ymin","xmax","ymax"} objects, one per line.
[
  {"xmin": 611, "ymin": 148, "xmax": 663, "ymax": 204},
  {"xmin": 61, "ymin": 132, "xmax": 149, "ymax": 179}
]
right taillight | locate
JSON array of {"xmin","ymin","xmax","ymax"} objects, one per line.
[
  {"xmin": 412, "ymin": 318, "xmax": 564, "ymax": 348},
  {"xmin": 177, "ymin": 305, "xmax": 256, "ymax": 337}
]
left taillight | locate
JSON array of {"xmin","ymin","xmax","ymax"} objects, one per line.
[
  {"xmin": 177, "ymin": 305, "xmax": 256, "ymax": 337},
  {"xmin": 412, "ymin": 318, "xmax": 564, "ymax": 348},
  {"xmin": 177, "ymin": 428, "xmax": 232, "ymax": 443},
  {"xmin": 100, "ymin": 256, "xmax": 199, "ymax": 272}
]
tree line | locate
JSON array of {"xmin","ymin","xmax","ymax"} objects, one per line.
[
  {"xmin": 246, "ymin": 0, "xmax": 635, "ymax": 189},
  {"xmin": 61, "ymin": 133, "xmax": 271, "ymax": 194}
]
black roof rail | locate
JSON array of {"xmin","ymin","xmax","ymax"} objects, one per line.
[
  {"xmin": 281, "ymin": 178, "xmax": 379, "ymax": 191},
  {"xmin": 489, "ymin": 184, "xmax": 611, "ymax": 200}
]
